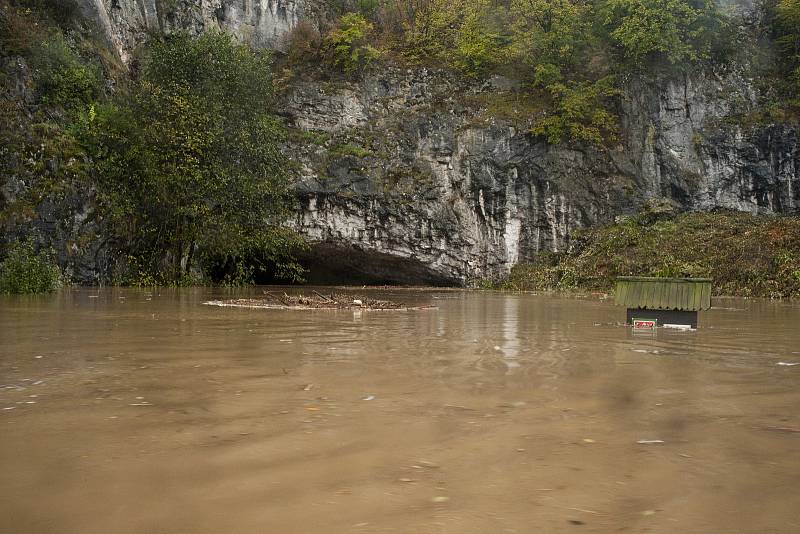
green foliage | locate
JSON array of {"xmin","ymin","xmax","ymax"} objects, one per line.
[
  {"xmin": 384, "ymin": 0, "xmax": 457, "ymax": 62},
  {"xmin": 500, "ymin": 210, "xmax": 800, "ymax": 298},
  {"xmin": 0, "ymin": 240, "xmax": 61, "ymax": 294},
  {"xmin": 30, "ymin": 33, "xmax": 102, "ymax": 109},
  {"xmin": 78, "ymin": 32, "xmax": 305, "ymax": 285},
  {"xmin": 329, "ymin": 142, "xmax": 371, "ymax": 158},
  {"xmin": 531, "ymin": 75, "xmax": 619, "ymax": 144},
  {"xmin": 0, "ymin": 1, "xmax": 100, "ymax": 232},
  {"xmin": 450, "ymin": 2, "xmax": 506, "ymax": 76},
  {"xmin": 510, "ymin": 0, "xmax": 594, "ymax": 74},
  {"xmin": 773, "ymin": 0, "xmax": 800, "ymax": 110},
  {"xmin": 286, "ymin": 0, "xmax": 741, "ymax": 144},
  {"xmin": 599, "ymin": 0, "xmax": 733, "ymax": 67},
  {"xmin": 324, "ymin": 13, "xmax": 381, "ymax": 73}
]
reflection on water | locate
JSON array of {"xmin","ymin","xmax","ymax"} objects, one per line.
[{"xmin": 1, "ymin": 288, "xmax": 799, "ymax": 533}]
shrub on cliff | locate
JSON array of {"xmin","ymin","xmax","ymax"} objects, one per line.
[
  {"xmin": 324, "ymin": 13, "xmax": 381, "ymax": 73},
  {"xmin": 0, "ymin": 240, "xmax": 61, "ymax": 294},
  {"xmin": 78, "ymin": 32, "xmax": 304, "ymax": 285}
]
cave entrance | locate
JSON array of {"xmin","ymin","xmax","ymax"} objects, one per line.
[{"xmin": 279, "ymin": 242, "xmax": 459, "ymax": 287}]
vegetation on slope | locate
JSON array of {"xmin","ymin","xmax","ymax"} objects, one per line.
[
  {"xmin": 500, "ymin": 209, "xmax": 800, "ymax": 298},
  {"xmin": 0, "ymin": 0, "xmax": 303, "ymax": 289},
  {"xmin": 287, "ymin": 0, "xmax": 799, "ymax": 142},
  {"xmin": 285, "ymin": 0, "xmax": 739, "ymax": 145}
]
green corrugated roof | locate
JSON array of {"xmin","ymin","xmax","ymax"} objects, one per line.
[{"xmin": 614, "ymin": 277, "xmax": 712, "ymax": 311}]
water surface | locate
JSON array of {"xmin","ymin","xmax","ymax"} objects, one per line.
[{"xmin": 1, "ymin": 288, "xmax": 799, "ymax": 533}]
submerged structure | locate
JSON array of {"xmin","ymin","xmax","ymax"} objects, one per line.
[{"xmin": 615, "ymin": 277, "xmax": 712, "ymax": 328}]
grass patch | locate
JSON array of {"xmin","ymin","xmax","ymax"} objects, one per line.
[
  {"xmin": 500, "ymin": 210, "xmax": 800, "ymax": 298},
  {"xmin": 328, "ymin": 142, "xmax": 372, "ymax": 158}
]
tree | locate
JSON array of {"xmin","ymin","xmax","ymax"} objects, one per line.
[
  {"xmin": 451, "ymin": 1, "xmax": 508, "ymax": 76},
  {"xmin": 509, "ymin": 0, "xmax": 593, "ymax": 75},
  {"xmin": 600, "ymin": 0, "xmax": 729, "ymax": 67},
  {"xmin": 80, "ymin": 32, "xmax": 304, "ymax": 284},
  {"xmin": 775, "ymin": 0, "xmax": 800, "ymax": 97}
]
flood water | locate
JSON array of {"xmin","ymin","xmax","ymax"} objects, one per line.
[{"xmin": 1, "ymin": 287, "xmax": 799, "ymax": 533}]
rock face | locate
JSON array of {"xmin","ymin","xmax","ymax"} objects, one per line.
[
  {"xmin": 282, "ymin": 67, "xmax": 798, "ymax": 284},
  {"xmin": 35, "ymin": 2, "xmax": 800, "ymax": 285},
  {"xmin": 82, "ymin": 0, "xmax": 305, "ymax": 62}
]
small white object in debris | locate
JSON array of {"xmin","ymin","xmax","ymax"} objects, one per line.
[
  {"xmin": 663, "ymin": 324, "xmax": 693, "ymax": 330},
  {"xmin": 777, "ymin": 362, "xmax": 800, "ymax": 366},
  {"xmin": 353, "ymin": 299, "xmax": 363, "ymax": 306},
  {"xmin": 637, "ymin": 439, "xmax": 665, "ymax": 444},
  {"xmin": 361, "ymin": 395, "xmax": 375, "ymax": 401}
]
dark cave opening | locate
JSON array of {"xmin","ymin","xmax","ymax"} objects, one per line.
[{"xmin": 277, "ymin": 242, "xmax": 460, "ymax": 287}]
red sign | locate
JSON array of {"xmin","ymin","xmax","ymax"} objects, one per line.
[{"xmin": 633, "ymin": 319, "xmax": 657, "ymax": 330}]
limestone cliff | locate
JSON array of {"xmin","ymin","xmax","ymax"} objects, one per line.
[
  {"xmin": 282, "ymin": 67, "xmax": 797, "ymax": 284},
  {"xmin": 82, "ymin": 0, "xmax": 305, "ymax": 62},
  {"xmin": 25, "ymin": 1, "xmax": 800, "ymax": 285}
]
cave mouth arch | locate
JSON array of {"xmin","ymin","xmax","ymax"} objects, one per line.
[{"xmin": 269, "ymin": 242, "xmax": 460, "ymax": 287}]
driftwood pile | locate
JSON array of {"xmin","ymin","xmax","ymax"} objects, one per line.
[{"xmin": 207, "ymin": 290, "xmax": 407, "ymax": 310}]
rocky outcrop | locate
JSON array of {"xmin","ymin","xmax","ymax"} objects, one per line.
[
  {"xmin": 82, "ymin": 0, "xmax": 305, "ymax": 62},
  {"xmin": 17, "ymin": 2, "xmax": 799, "ymax": 285},
  {"xmin": 282, "ymin": 67, "xmax": 798, "ymax": 284}
]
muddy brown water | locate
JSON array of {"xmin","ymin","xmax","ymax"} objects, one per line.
[{"xmin": 1, "ymin": 288, "xmax": 799, "ymax": 533}]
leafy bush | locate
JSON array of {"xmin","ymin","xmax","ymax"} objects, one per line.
[
  {"xmin": 286, "ymin": 21, "xmax": 323, "ymax": 67},
  {"xmin": 324, "ymin": 13, "xmax": 381, "ymax": 73},
  {"xmin": 31, "ymin": 33, "xmax": 102, "ymax": 109},
  {"xmin": 0, "ymin": 240, "xmax": 61, "ymax": 294},
  {"xmin": 531, "ymin": 75, "xmax": 619, "ymax": 145}
]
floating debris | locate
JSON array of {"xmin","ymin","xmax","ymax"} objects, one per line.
[
  {"xmin": 204, "ymin": 292, "xmax": 436, "ymax": 311},
  {"xmin": 637, "ymin": 439, "xmax": 665, "ymax": 444},
  {"xmin": 361, "ymin": 395, "xmax": 375, "ymax": 401},
  {"xmin": 761, "ymin": 426, "xmax": 800, "ymax": 433},
  {"xmin": 776, "ymin": 362, "xmax": 799, "ymax": 367},
  {"xmin": 663, "ymin": 324, "xmax": 694, "ymax": 330}
]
